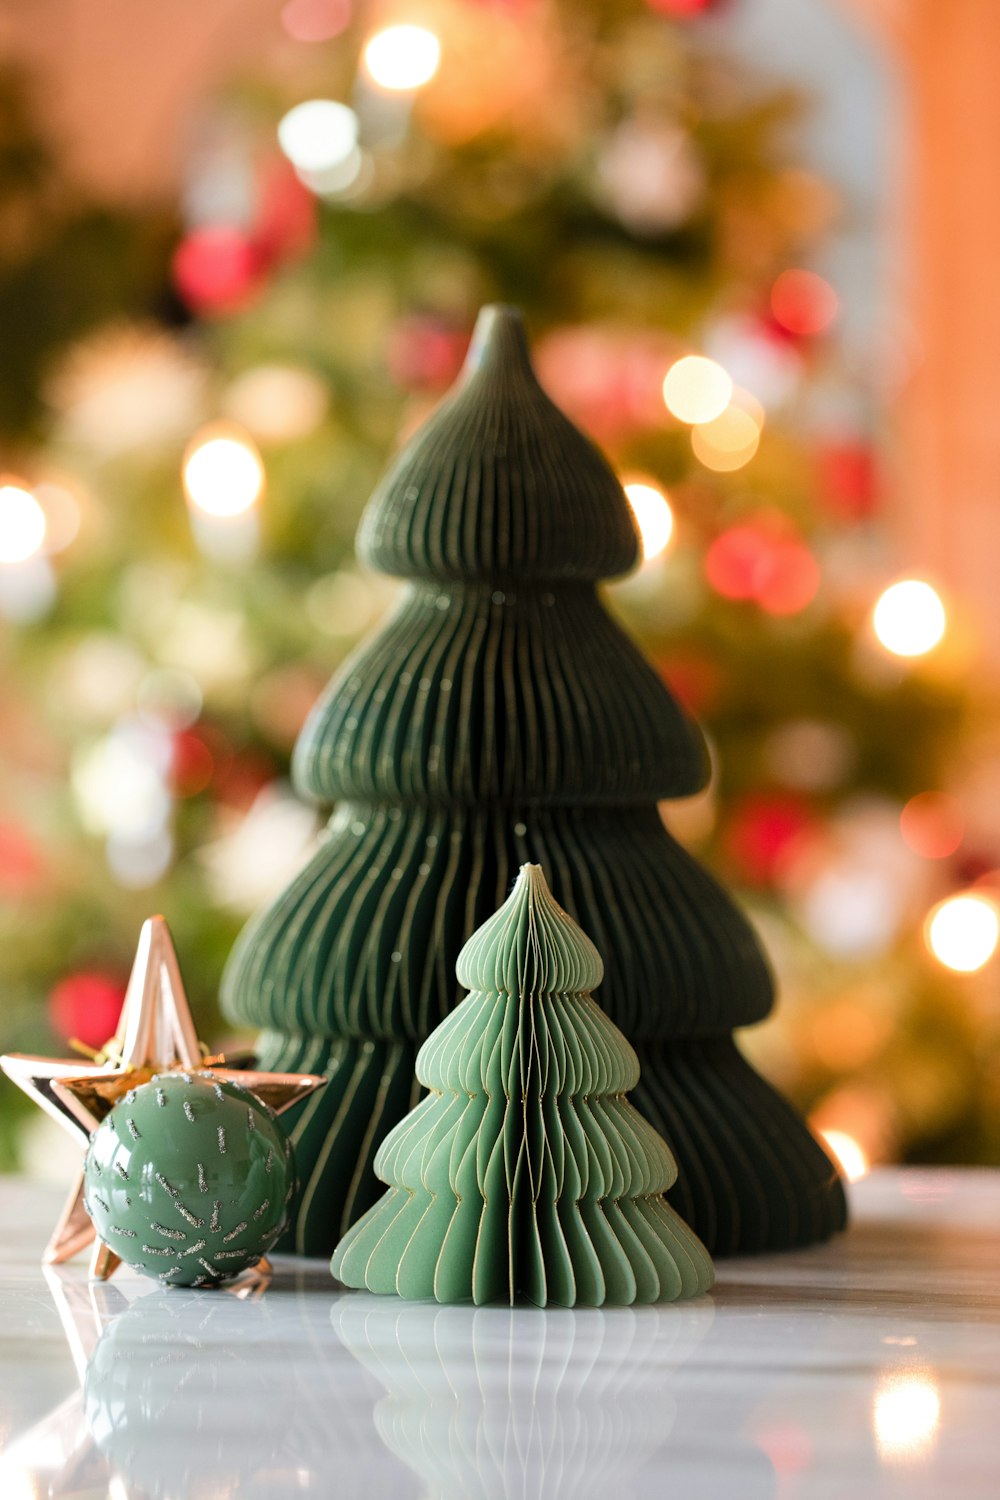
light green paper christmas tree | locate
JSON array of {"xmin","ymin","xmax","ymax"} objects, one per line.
[{"xmin": 332, "ymin": 864, "xmax": 714, "ymax": 1307}]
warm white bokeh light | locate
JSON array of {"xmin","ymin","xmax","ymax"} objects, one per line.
[
  {"xmin": 873, "ymin": 1372, "xmax": 941, "ymax": 1462},
  {"xmin": 0, "ymin": 482, "xmax": 47, "ymax": 564},
  {"xmin": 363, "ymin": 25, "xmax": 441, "ymax": 91},
  {"xmin": 691, "ymin": 402, "xmax": 762, "ymax": 472},
  {"xmin": 278, "ymin": 99, "xmax": 359, "ymax": 173},
  {"xmin": 624, "ymin": 481, "xmax": 674, "ymax": 561},
  {"xmin": 183, "ymin": 428, "xmax": 265, "ymax": 518},
  {"xmin": 819, "ymin": 1128, "xmax": 869, "ymax": 1183},
  {"xmin": 872, "ymin": 580, "xmax": 946, "ymax": 658},
  {"xmin": 926, "ymin": 892, "xmax": 1000, "ymax": 973},
  {"xmin": 662, "ymin": 355, "xmax": 733, "ymax": 425},
  {"xmin": 224, "ymin": 365, "xmax": 329, "ymax": 443}
]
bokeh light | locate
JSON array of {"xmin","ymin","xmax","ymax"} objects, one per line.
[
  {"xmin": 771, "ymin": 268, "xmax": 838, "ymax": 336},
  {"xmin": 691, "ymin": 402, "xmax": 762, "ymax": 472},
  {"xmin": 363, "ymin": 24, "xmax": 441, "ymax": 91},
  {"xmin": 925, "ymin": 892, "xmax": 1000, "ymax": 972},
  {"xmin": 623, "ymin": 481, "xmax": 674, "ymax": 561},
  {"xmin": 819, "ymin": 1128, "xmax": 869, "ymax": 1182},
  {"xmin": 183, "ymin": 427, "xmax": 265, "ymax": 518},
  {"xmin": 662, "ymin": 354, "xmax": 732, "ymax": 424},
  {"xmin": 280, "ymin": 0, "xmax": 350, "ymax": 43},
  {"xmin": 873, "ymin": 580, "xmax": 946, "ymax": 657},
  {"xmin": 900, "ymin": 792, "xmax": 964, "ymax": 860},
  {"xmin": 224, "ymin": 364, "xmax": 329, "ymax": 443},
  {"xmin": 705, "ymin": 520, "xmax": 819, "ymax": 615},
  {"xmin": 278, "ymin": 100, "xmax": 359, "ymax": 174},
  {"xmin": 873, "ymin": 1372, "xmax": 941, "ymax": 1462},
  {"xmin": 0, "ymin": 481, "xmax": 47, "ymax": 564}
]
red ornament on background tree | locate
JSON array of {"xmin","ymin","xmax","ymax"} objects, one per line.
[
  {"xmin": 386, "ymin": 315, "xmax": 470, "ymax": 393},
  {"xmin": 48, "ymin": 973, "xmax": 126, "ymax": 1052},
  {"xmin": 705, "ymin": 515, "xmax": 820, "ymax": 616},
  {"xmin": 723, "ymin": 792, "xmax": 819, "ymax": 888},
  {"xmin": 646, "ymin": 0, "xmax": 725, "ymax": 17},
  {"xmin": 253, "ymin": 158, "xmax": 317, "ymax": 267},
  {"xmin": 817, "ymin": 438, "xmax": 878, "ymax": 522},
  {"xmin": 173, "ymin": 226, "xmax": 267, "ymax": 317}
]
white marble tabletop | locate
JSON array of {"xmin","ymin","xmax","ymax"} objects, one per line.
[{"xmin": 0, "ymin": 1168, "xmax": 997, "ymax": 1499}]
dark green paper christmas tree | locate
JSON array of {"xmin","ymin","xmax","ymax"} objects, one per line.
[
  {"xmin": 222, "ymin": 304, "xmax": 847, "ymax": 1257},
  {"xmin": 332, "ymin": 864, "xmax": 714, "ymax": 1306}
]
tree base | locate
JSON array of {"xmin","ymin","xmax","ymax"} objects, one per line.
[
  {"xmin": 258, "ymin": 1030, "xmax": 846, "ymax": 1259},
  {"xmin": 636, "ymin": 1035, "xmax": 848, "ymax": 1255}
]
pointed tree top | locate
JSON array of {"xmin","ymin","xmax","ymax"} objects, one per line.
[
  {"xmin": 456, "ymin": 863, "xmax": 604, "ymax": 996},
  {"xmin": 358, "ymin": 305, "xmax": 641, "ymax": 582}
]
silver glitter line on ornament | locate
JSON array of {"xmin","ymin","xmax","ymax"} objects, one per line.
[
  {"xmin": 222, "ymin": 1221, "xmax": 247, "ymax": 1243},
  {"xmin": 151, "ymin": 1222, "xmax": 186, "ymax": 1241},
  {"xmin": 173, "ymin": 1200, "xmax": 205, "ymax": 1229},
  {"xmin": 197, "ymin": 1161, "xmax": 207, "ymax": 1193},
  {"xmin": 217, "ymin": 1126, "xmax": 227, "ymax": 1155},
  {"xmin": 252, "ymin": 1199, "xmax": 270, "ymax": 1220}
]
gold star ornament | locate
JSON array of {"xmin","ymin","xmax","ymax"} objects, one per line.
[{"xmin": 1, "ymin": 916, "xmax": 325, "ymax": 1279}]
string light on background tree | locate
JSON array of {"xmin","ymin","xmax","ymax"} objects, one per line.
[
  {"xmin": 0, "ymin": 482, "xmax": 47, "ymax": 564},
  {"xmin": 363, "ymin": 25, "xmax": 441, "ymax": 92},
  {"xmin": 925, "ymin": 892, "xmax": 1000, "ymax": 973},
  {"xmin": 662, "ymin": 354, "xmax": 732, "ymax": 424},
  {"xmin": 277, "ymin": 100, "xmax": 359, "ymax": 175},
  {"xmin": 183, "ymin": 425, "xmax": 265, "ymax": 519},
  {"xmin": 691, "ymin": 393, "xmax": 763, "ymax": 472},
  {"xmin": 872, "ymin": 580, "xmax": 946, "ymax": 658},
  {"xmin": 623, "ymin": 480, "xmax": 674, "ymax": 561}
]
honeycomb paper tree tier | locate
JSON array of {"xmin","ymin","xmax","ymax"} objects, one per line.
[
  {"xmin": 332, "ymin": 864, "xmax": 715, "ymax": 1306},
  {"xmin": 221, "ymin": 304, "xmax": 847, "ymax": 1258}
]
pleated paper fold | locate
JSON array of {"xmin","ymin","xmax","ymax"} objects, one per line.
[
  {"xmin": 222, "ymin": 303, "xmax": 846, "ymax": 1259},
  {"xmin": 332, "ymin": 865, "xmax": 715, "ymax": 1306}
]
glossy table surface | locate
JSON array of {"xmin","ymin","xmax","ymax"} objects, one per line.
[{"xmin": 0, "ymin": 1169, "xmax": 997, "ymax": 1499}]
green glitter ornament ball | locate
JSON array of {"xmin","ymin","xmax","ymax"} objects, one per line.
[{"xmin": 83, "ymin": 1072, "xmax": 295, "ymax": 1286}]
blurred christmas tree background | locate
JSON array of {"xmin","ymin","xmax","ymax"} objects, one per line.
[{"xmin": 2, "ymin": 0, "xmax": 998, "ymax": 1182}]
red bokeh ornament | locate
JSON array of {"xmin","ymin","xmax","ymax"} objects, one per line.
[
  {"xmin": 646, "ymin": 0, "xmax": 721, "ymax": 16},
  {"xmin": 170, "ymin": 730, "xmax": 216, "ymax": 798},
  {"xmin": 0, "ymin": 822, "xmax": 44, "ymax": 895},
  {"xmin": 253, "ymin": 158, "xmax": 317, "ymax": 267},
  {"xmin": 724, "ymin": 792, "xmax": 818, "ymax": 887},
  {"xmin": 387, "ymin": 316, "xmax": 470, "ymax": 393},
  {"xmin": 817, "ymin": 439, "xmax": 878, "ymax": 522},
  {"xmin": 172, "ymin": 227, "xmax": 267, "ymax": 317},
  {"xmin": 48, "ymin": 972, "xmax": 127, "ymax": 1051},
  {"xmin": 705, "ymin": 516, "xmax": 820, "ymax": 616},
  {"xmin": 770, "ymin": 269, "xmax": 838, "ymax": 339}
]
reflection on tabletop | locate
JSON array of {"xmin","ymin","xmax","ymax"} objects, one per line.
[{"xmin": 2, "ymin": 1171, "xmax": 997, "ymax": 1500}]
